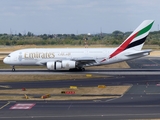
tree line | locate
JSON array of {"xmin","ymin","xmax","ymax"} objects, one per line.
[{"xmin": 0, "ymin": 30, "xmax": 160, "ymax": 46}]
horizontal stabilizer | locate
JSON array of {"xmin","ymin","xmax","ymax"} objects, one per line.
[{"xmin": 125, "ymin": 49, "xmax": 152, "ymax": 56}]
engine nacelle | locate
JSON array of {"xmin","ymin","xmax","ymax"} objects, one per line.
[
  {"xmin": 47, "ymin": 61, "xmax": 76, "ymax": 70},
  {"xmin": 47, "ymin": 61, "xmax": 61, "ymax": 70},
  {"xmin": 62, "ymin": 60, "xmax": 76, "ymax": 69}
]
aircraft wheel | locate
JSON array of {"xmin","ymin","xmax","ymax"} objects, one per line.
[
  {"xmin": 69, "ymin": 67, "xmax": 85, "ymax": 71},
  {"xmin": 81, "ymin": 68, "xmax": 85, "ymax": 71},
  {"xmin": 12, "ymin": 66, "xmax": 15, "ymax": 72}
]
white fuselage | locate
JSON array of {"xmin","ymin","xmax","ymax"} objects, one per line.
[{"xmin": 3, "ymin": 48, "xmax": 146, "ymax": 67}]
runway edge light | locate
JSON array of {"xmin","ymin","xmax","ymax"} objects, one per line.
[
  {"xmin": 41, "ymin": 94, "xmax": 50, "ymax": 99},
  {"xmin": 22, "ymin": 88, "xmax": 26, "ymax": 91}
]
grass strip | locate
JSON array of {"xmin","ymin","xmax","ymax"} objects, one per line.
[
  {"xmin": 0, "ymin": 74, "xmax": 107, "ymax": 82},
  {"xmin": 0, "ymin": 86, "xmax": 131, "ymax": 100}
]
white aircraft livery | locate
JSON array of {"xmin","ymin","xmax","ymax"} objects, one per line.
[{"xmin": 3, "ymin": 20, "xmax": 154, "ymax": 71}]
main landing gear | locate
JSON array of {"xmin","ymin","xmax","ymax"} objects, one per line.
[
  {"xmin": 80, "ymin": 67, "xmax": 85, "ymax": 71},
  {"xmin": 69, "ymin": 67, "xmax": 85, "ymax": 71},
  {"xmin": 12, "ymin": 66, "xmax": 15, "ymax": 72}
]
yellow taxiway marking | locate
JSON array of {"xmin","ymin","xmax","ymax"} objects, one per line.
[{"xmin": 0, "ymin": 102, "xmax": 10, "ymax": 110}]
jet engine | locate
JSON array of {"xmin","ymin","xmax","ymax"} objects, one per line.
[{"xmin": 47, "ymin": 60, "xmax": 76, "ymax": 70}]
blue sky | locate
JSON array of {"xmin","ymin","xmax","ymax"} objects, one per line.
[{"xmin": 0, "ymin": 0, "xmax": 160, "ymax": 34}]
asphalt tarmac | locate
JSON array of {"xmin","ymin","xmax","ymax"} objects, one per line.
[
  {"xmin": 0, "ymin": 75, "xmax": 160, "ymax": 89},
  {"xmin": 1, "ymin": 94, "xmax": 160, "ymax": 119},
  {"xmin": 0, "ymin": 56, "xmax": 160, "ymax": 120}
]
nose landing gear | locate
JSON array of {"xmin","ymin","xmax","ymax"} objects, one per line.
[{"xmin": 12, "ymin": 66, "xmax": 15, "ymax": 72}]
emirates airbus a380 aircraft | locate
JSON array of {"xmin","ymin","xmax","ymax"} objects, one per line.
[{"xmin": 3, "ymin": 20, "xmax": 154, "ymax": 71}]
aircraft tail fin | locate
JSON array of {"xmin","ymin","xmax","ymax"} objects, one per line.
[{"xmin": 109, "ymin": 20, "xmax": 154, "ymax": 58}]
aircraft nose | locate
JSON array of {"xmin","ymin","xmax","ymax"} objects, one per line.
[{"xmin": 3, "ymin": 57, "xmax": 8, "ymax": 64}]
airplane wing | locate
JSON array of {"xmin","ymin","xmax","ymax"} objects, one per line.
[
  {"xmin": 37, "ymin": 57, "xmax": 97, "ymax": 66},
  {"xmin": 71, "ymin": 57, "xmax": 96, "ymax": 62},
  {"xmin": 71, "ymin": 57, "xmax": 97, "ymax": 66}
]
